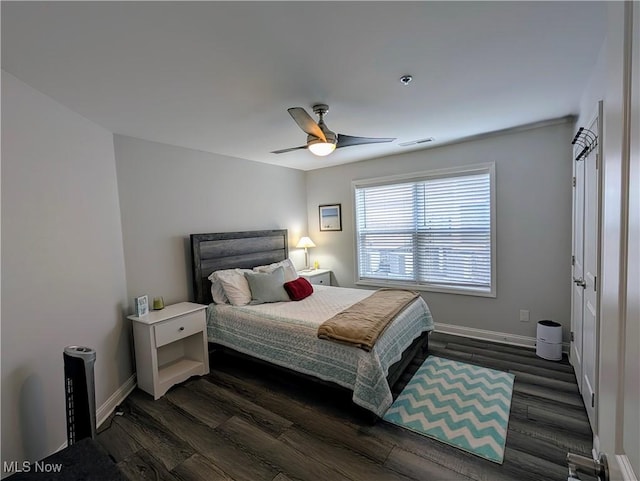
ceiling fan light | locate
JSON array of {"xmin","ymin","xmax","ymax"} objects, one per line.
[{"xmin": 308, "ymin": 141, "xmax": 336, "ymax": 157}]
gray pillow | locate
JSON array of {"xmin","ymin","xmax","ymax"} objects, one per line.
[{"xmin": 244, "ymin": 266, "xmax": 290, "ymax": 304}]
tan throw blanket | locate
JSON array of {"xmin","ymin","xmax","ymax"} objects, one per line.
[{"xmin": 317, "ymin": 288, "xmax": 420, "ymax": 351}]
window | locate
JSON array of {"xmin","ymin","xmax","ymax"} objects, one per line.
[{"xmin": 353, "ymin": 163, "xmax": 495, "ymax": 296}]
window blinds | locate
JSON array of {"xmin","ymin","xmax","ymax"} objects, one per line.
[{"xmin": 355, "ymin": 169, "xmax": 493, "ymax": 293}]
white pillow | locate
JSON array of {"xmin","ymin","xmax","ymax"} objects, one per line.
[
  {"xmin": 207, "ymin": 271, "xmax": 229, "ymax": 304},
  {"xmin": 253, "ymin": 258, "xmax": 298, "ymax": 283},
  {"xmin": 214, "ymin": 268, "xmax": 252, "ymax": 306}
]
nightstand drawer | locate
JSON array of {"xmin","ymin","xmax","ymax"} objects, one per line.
[
  {"xmin": 310, "ymin": 272, "xmax": 331, "ymax": 285},
  {"xmin": 298, "ymin": 269, "xmax": 332, "ymax": 286},
  {"xmin": 155, "ymin": 311, "xmax": 204, "ymax": 347}
]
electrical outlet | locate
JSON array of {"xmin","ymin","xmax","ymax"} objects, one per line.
[{"xmin": 519, "ymin": 309, "xmax": 530, "ymax": 322}]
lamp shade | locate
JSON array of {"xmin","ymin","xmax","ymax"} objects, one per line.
[
  {"xmin": 308, "ymin": 142, "xmax": 336, "ymax": 156},
  {"xmin": 296, "ymin": 237, "xmax": 316, "ymax": 249}
]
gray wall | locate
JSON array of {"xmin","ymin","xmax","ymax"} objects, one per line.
[
  {"xmin": 113, "ymin": 135, "xmax": 309, "ymax": 307},
  {"xmin": 0, "ymin": 86, "xmax": 309, "ymax": 470},
  {"xmin": 305, "ymin": 122, "xmax": 574, "ymax": 340},
  {"xmin": 1, "ymin": 71, "xmax": 130, "ymax": 469}
]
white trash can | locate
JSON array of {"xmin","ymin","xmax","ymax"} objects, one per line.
[{"xmin": 536, "ymin": 320, "xmax": 562, "ymax": 361}]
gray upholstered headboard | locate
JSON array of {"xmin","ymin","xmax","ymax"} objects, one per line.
[{"xmin": 190, "ymin": 229, "xmax": 289, "ymax": 305}]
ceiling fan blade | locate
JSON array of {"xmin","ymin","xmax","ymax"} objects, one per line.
[
  {"xmin": 270, "ymin": 145, "xmax": 308, "ymax": 154},
  {"xmin": 288, "ymin": 107, "xmax": 326, "ymax": 142},
  {"xmin": 336, "ymin": 134, "xmax": 396, "ymax": 149}
]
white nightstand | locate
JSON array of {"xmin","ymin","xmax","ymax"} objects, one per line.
[
  {"xmin": 128, "ymin": 302, "xmax": 209, "ymax": 399},
  {"xmin": 298, "ymin": 268, "xmax": 332, "ymax": 286}
]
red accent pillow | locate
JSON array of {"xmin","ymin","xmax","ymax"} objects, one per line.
[{"xmin": 284, "ymin": 277, "xmax": 314, "ymax": 301}]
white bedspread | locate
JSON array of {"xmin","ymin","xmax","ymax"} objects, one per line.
[{"xmin": 207, "ymin": 285, "xmax": 434, "ymax": 416}]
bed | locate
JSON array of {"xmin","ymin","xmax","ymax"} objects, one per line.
[{"xmin": 190, "ymin": 229, "xmax": 434, "ymax": 418}]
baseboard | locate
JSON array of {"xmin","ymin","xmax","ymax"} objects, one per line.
[
  {"xmin": 96, "ymin": 373, "xmax": 137, "ymax": 428},
  {"xmin": 56, "ymin": 374, "xmax": 137, "ymax": 452},
  {"xmin": 434, "ymin": 322, "xmax": 571, "ymax": 353},
  {"xmin": 615, "ymin": 454, "xmax": 639, "ymax": 481}
]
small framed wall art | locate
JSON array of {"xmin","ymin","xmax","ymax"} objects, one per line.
[
  {"xmin": 319, "ymin": 204, "xmax": 342, "ymax": 231},
  {"xmin": 134, "ymin": 295, "xmax": 149, "ymax": 317}
]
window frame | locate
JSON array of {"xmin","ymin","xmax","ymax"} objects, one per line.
[{"xmin": 352, "ymin": 162, "xmax": 496, "ymax": 298}]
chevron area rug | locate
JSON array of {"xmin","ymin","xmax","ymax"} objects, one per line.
[{"xmin": 383, "ymin": 356, "xmax": 515, "ymax": 464}]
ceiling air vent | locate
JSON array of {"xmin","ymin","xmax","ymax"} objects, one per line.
[{"xmin": 398, "ymin": 137, "xmax": 434, "ymax": 147}]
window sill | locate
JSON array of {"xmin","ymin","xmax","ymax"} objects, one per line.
[{"xmin": 355, "ymin": 279, "xmax": 496, "ymax": 298}]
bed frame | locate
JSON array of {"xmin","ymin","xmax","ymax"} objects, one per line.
[
  {"xmin": 191, "ymin": 229, "xmax": 289, "ymax": 305},
  {"xmin": 190, "ymin": 229, "xmax": 429, "ymax": 418}
]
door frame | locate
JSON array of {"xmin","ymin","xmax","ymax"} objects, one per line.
[{"xmin": 595, "ymin": 2, "xmax": 638, "ymax": 480}]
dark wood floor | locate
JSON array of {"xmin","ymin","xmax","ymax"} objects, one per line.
[{"xmin": 97, "ymin": 332, "xmax": 594, "ymax": 481}]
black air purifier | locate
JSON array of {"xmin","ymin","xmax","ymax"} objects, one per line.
[{"xmin": 64, "ymin": 346, "xmax": 96, "ymax": 445}]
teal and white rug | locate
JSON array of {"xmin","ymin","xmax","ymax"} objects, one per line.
[{"xmin": 383, "ymin": 356, "xmax": 515, "ymax": 464}]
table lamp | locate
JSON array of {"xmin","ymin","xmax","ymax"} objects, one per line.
[{"xmin": 296, "ymin": 236, "xmax": 316, "ymax": 271}]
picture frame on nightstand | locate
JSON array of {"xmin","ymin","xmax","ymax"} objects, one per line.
[{"xmin": 134, "ymin": 295, "xmax": 149, "ymax": 316}]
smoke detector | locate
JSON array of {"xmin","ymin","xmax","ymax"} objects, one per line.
[{"xmin": 399, "ymin": 75, "xmax": 413, "ymax": 86}]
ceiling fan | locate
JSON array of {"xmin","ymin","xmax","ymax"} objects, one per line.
[{"xmin": 271, "ymin": 104, "xmax": 396, "ymax": 157}]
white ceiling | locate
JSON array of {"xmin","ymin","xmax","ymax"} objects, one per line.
[{"xmin": 2, "ymin": 1, "xmax": 606, "ymax": 171}]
